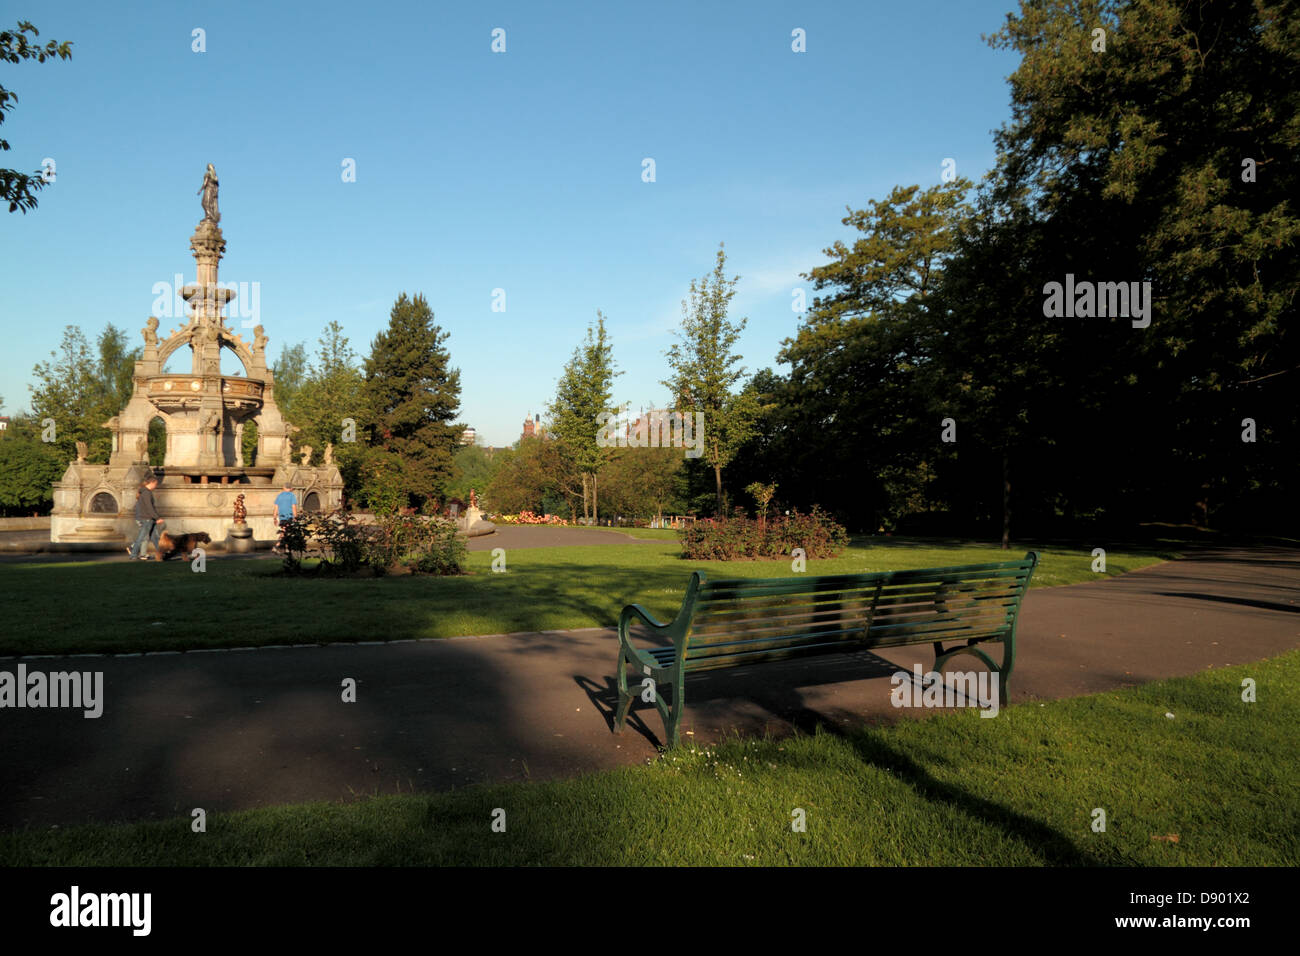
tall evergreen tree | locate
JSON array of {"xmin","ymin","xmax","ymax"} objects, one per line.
[
  {"xmin": 662, "ymin": 244, "xmax": 759, "ymax": 515},
  {"xmin": 363, "ymin": 293, "xmax": 462, "ymax": 508},
  {"xmin": 547, "ymin": 313, "xmax": 620, "ymax": 523}
]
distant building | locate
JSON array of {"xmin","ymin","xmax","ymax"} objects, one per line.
[
  {"xmin": 521, "ymin": 412, "xmax": 546, "ymax": 442},
  {"xmin": 0, "ymin": 416, "xmax": 8, "ymax": 433},
  {"xmin": 459, "ymin": 426, "xmax": 477, "ymax": 446}
]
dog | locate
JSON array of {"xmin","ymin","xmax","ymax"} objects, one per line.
[{"xmin": 154, "ymin": 531, "xmax": 211, "ymax": 561}]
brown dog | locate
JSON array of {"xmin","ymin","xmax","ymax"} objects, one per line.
[{"xmin": 155, "ymin": 531, "xmax": 211, "ymax": 561}]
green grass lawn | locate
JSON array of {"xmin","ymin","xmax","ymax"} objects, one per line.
[
  {"xmin": 3, "ymin": 651, "xmax": 1292, "ymax": 866},
  {"xmin": 0, "ymin": 537, "xmax": 1177, "ymax": 656}
]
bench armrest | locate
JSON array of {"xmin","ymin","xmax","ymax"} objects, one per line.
[{"xmin": 619, "ymin": 603, "xmax": 670, "ymax": 644}]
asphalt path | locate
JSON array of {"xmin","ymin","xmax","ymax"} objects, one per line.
[{"xmin": 1, "ymin": 544, "xmax": 1296, "ymax": 830}]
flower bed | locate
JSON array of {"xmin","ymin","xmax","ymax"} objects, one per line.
[{"xmin": 495, "ymin": 511, "xmax": 568, "ymax": 526}]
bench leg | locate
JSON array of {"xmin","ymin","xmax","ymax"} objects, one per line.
[
  {"xmin": 666, "ymin": 691, "xmax": 682, "ymax": 750},
  {"xmin": 615, "ymin": 651, "xmax": 685, "ymax": 749},
  {"xmin": 614, "ymin": 649, "xmax": 632, "ymax": 733},
  {"xmin": 933, "ymin": 640, "xmax": 1011, "ymax": 707}
]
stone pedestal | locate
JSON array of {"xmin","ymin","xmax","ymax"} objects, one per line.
[{"xmin": 228, "ymin": 522, "xmax": 254, "ymax": 553}]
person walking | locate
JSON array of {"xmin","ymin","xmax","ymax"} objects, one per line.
[
  {"xmin": 272, "ymin": 482, "xmax": 299, "ymax": 553},
  {"xmin": 127, "ymin": 475, "xmax": 165, "ymax": 561}
]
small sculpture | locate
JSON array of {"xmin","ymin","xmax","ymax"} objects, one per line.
[
  {"xmin": 75, "ymin": 440, "xmax": 88, "ymax": 462},
  {"xmin": 280, "ymin": 440, "xmax": 293, "ymax": 464},
  {"xmin": 252, "ymin": 325, "xmax": 268, "ymax": 355},
  {"xmin": 232, "ymin": 493, "xmax": 247, "ymax": 524},
  {"xmin": 469, "ymin": 488, "xmax": 478, "ymax": 509},
  {"xmin": 136, "ymin": 435, "xmax": 148, "ymax": 461},
  {"xmin": 323, "ymin": 442, "xmax": 334, "ymax": 465},
  {"xmin": 199, "ymin": 164, "xmax": 220, "ymax": 223},
  {"xmin": 142, "ymin": 316, "xmax": 159, "ymax": 348},
  {"xmin": 299, "ymin": 445, "xmax": 313, "ymax": 466}
]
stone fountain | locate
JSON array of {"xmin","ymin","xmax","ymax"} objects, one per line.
[{"xmin": 50, "ymin": 166, "xmax": 343, "ymax": 546}]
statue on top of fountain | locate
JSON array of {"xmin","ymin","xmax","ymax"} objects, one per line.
[{"xmin": 199, "ymin": 164, "xmax": 220, "ymax": 224}]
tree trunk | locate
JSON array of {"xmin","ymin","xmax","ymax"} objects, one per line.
[
  {"xmin": 592, "ymin": 472, "xmax": 598, "ymax": 525},
  {"xmin": 581, "ymin": 473, "xmax": 590, "ymax": 524},
  {"xmin": 1001, "ymin": 451, "xmax": 1011, "ymax": 550},
  {"xmin": 714, "ymin": 465, "xmax": 724, "ymax": 516}
]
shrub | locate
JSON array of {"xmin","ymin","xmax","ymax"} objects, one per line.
[
  {"xmin": 373, "ymin": 512, "xmax": 467, "ymax": 575},
  {"xmin": 281, "ymin": 509, "xmax": 466, "ymax": 576},
  {"xmin": 278, "ymin": 514, "xmax": 312, "ymax": 573},
  {"xmin": 679, "ymin": 506, "xmax": 848, "ymax": 561},
  {"xmin": 313, "ymin": 509, "xmax": 370, "ymax": 574}
]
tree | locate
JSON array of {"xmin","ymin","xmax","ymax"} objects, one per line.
[
  {"xmin": 271, "ymin": 342, "xmax": 308, "ymax": 423},
  {"xmin": 984, "ymin": 0, "xmax": 1300, "ymax": 532},
  {"xmin": 29, "ymin": 324, "xmax": 140, "ymax": 462},
  {"xmin": 289, "ymin": 319, "xmax": 366, "ymax": 478},
  {"xmin": 1, "ymin": 21, "xmax": 72, "ymax": 213},
  {"xmin": 546, "ymin": 313, "xmax": 620, "ymax": 523},
  {"xmin": 485, "ymin": 435, "xmax": 565, "ymax": 516},
  {"xmin": 771, "ymin": 180, "xmax": 972, "ymax": 531},
  {"xmin": 363, "ymin": 293, "xmax": 462, "ymax": 509},
  {"xmin": 600, "ymin": 445, "xmax": 686, "ymax": 521},
  {"xmin": 662, "ymin": 244, "xmax": 760, "ymax": 515},
  {"xmin": 447, "ymin": 443, "xmax": 499, "ymax": 505},
  {"xmin": 0, "ymin": 415, "xmax": 65, "ymax": 513},
  {"xmin": 745, "ymin": 481, "xmax": 776, "ymax": 526}
]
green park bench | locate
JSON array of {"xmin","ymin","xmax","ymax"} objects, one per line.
[{"xmin": 614, "ymin": 552, "xmax": 1039, "ymax": 748}]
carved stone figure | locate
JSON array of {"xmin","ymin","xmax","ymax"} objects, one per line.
[
  {"xmin": 252, "ymin": 325, "xmax": 268, "ymax": 355},
  {"xmin": 299, "ymin": 445, "xmax": 313, "ymax": 466},
  {"xmin": 232, "ymin": 493, "xmax": 247, "ymax": 524},
  {"xmin": 75, "ymin": 441, "xmax": 88, "ymax": 462},
  {"xmin": 199, "ymin": 164, "xmax": 220, "ymax": 223},
  {"xmin": 143, "ymin": 316, "xmax": 159, "ymax": 348},
  {"xmin": 323, "ymin": 442, "xmax": 334, "ymax": 465},
  {"xmin": 469, "ymin": 488, "xmax": 478, "ymax": 509},
  {"xmin": 136, "ymin": 435, "xmax": 148, "ymax": 461}
]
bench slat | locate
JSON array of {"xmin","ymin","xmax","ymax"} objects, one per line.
[{"xmin": 690, "ymin": 590, "xmax": 1023, "ymax": 627}]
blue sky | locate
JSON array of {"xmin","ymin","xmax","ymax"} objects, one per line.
[{"xmin": 1, "ymin": 0, "xmax": 1022, "ymax": 447}]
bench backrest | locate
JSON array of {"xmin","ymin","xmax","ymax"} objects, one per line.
[{"xmin": 677, "ymin": 553, "xmax": 1038, "ymax": 671}]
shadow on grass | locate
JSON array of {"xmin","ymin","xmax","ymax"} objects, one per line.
[{"xmin": 840, "ymin": 728, "xmax": 1104, "ymax": 866}]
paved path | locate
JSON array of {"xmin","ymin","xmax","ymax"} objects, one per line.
[{"xmin": 1, "ymin": 545, "xmax": 1296, "ymax": 830}]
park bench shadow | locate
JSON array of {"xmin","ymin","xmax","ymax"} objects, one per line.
[
  {"xmin": 1151, "ymin": 591, "xmax": 1299, "ymax": 614},
  {"xmin": 842, "ymin": 730, "xmax": 1104, "ymax": 866},
  {"xmin": 575, "ymin": 649, "xmax": 906, "ymax": 749}
]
